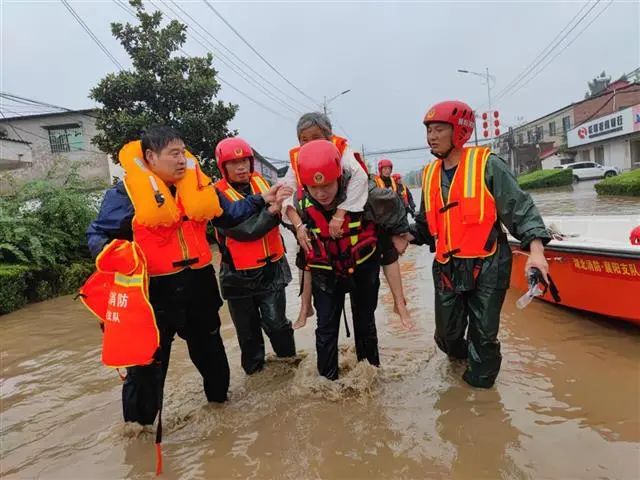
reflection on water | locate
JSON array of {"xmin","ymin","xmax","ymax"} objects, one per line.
[{"xmin": 2, "ymin": 185, "xmax": 639, "ymax": 479}]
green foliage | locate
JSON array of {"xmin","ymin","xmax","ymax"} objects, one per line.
[
  {"xmin": 595, "ymin": 169, "xmax": 640, "ymax": 197},
  {"xmin": 90, "ymin": 0, "xmax": 237, "ymax": 178},
  {"xmin": 517, "ymin": 168, "xmax": 573, "ymax": 190},
  {"xmin": 0, "ymin": 265, "xmax": 30, "ymax": 314},
  {"xmin": 0, "ymin": 166, "xmax": 98, "ymax": 267},
  {"xmin": 0, "ymin": 262, "xmax": 94, "ymax": 315}
]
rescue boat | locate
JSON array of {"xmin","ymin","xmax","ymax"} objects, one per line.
[{"xmin": 508, "ymin": 215, "xmax": 640, "ymax": 325}]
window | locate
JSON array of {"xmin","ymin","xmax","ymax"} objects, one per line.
[
  {"xmin": 549, "ymin": 121, "xmax": 556, "ymax": 137},
  {"xmin": 562, "ymin": 116, "xmax": 571, "ymax": 132},
  {"xmin": 594, "ymin": 146, "xmax": 604, "ymax": 165},
  {"xmin": 527, "ymin": 130, "xmax": 533, "ymax": 143},
  {"xmin": 580, "ymin": 150, "xmax": 590, "ymax": 163},
  {"xmin": 517, "ymin": 133, "xmax": 524, "ymax": 145},
  {"xmin": 535, "ymin": 126, "xmax": 544, "ymax": 141},
  {"xmin": 46, "ymin": 124, "xmax": 83, "ymax": 153}
]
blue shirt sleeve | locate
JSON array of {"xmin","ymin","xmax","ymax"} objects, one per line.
[
  {"xmin": 212, "ymin": 189, "xmax": 266, "ymax": 228},
  {"xmin": 86, "ymin": 182, "xmax": 134, "ymax": 257}
]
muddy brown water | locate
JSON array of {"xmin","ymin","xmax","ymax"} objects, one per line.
[{"xmin": 1, "ymin": 181, "xmax": 639, "ymax": 479}]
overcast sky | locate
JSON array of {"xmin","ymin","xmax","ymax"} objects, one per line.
[{"xmin": 2, "ymin": 0, "xmax": 638, "ymax": 172}]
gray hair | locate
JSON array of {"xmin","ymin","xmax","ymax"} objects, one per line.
[{"xmin": 296, "ymin": 112, "xmax": 333, "ymax": 139}]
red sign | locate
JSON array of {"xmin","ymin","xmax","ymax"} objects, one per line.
[{"xmin": 578, "ymin": 127, "xmax": 587, "ymax": 139}]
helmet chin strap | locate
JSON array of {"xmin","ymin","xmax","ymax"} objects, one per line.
[{"xmin": 430, "ymin": 145, "xmax": 455, "ymax": 159}]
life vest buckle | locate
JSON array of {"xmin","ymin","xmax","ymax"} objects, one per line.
[
  {"xmin": 443, "ymin": 248, "xmax": 461, "ymax": 259},
  {"xmin": 172, "ymin": 257, "xmax": 199, "ymax": 268},
  {"xmin": 439, "ymin": 201, "xmax": 459, "ymax": 214}
]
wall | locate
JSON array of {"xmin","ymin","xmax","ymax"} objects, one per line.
[
  {"xmin": 573, "ymin": 84, "xmax": 640, "ymax": 126},
  {"xmin": 0, "ymin": 139, "xmax": 33, "ymax": 170},
  {"xmin": 0, "ymin": 112, "xmax": 110, "ymax": 189}
]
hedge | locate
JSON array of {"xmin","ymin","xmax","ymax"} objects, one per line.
[
  {"xmin": 517, "ymin": 168, "xmax": 573, "ymax": 190},
  {"xmin": 0, "ymin": 261, "xmax": 94, "ymax": 315},
  {"xmin": 594, "ymin": 169, "xmax": 640, "ymax": 197}
]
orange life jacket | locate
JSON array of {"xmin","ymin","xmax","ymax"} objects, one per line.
[
  {"xmin": 422, "ymin": 147, "xmax": 497, "ymax": 264},
  {"xmin": 79, "ymin": 239, "xmax": 160, "ymax": 368},
  {"xmin": 289, "ymin": 135, "xmax": 349, "ymax": 185},
  {"xmin": 398, "ymin": 184, "xmax": 409, "ymax": 207},
  {"xmin": 298, "ymin": 195, "xmax": 377, "ymax": 277},
  {"xmin": 119, "ymin": 140, "xmax": 219, "ymax": 277},
  {"xmin": 214, "ymin": 173, "xmax": 285, "ymax": 270},
  {"xmin": 374, "ymin": 175, "xmax": 398, "ymax": 192}
]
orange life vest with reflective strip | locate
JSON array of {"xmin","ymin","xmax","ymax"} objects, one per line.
[
  {"xmin": 289, "ymin": 135, "xmax": 349, "ymax": 185},
  {"xmin": 79, "ymin": 239, "xmax": 160, "ymax": 368},
  {"xmin": 374, "ymin": 175, "xmax": 398, "ymax": 192},
  {"xmin": 214, "ymin": 173, "xmax": 285, "ymax": 270},
  {"xmin": 422, "ymin": 147, "xmax": 497, "ymax": 264}
]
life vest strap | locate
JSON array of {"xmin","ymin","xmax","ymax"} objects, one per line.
[
  {"xmin": 172, "ymin": 257, "xmax": 199, "ymax": 268},
  {"xmin": 483, "ymin": 228, "xmax": 499, "ymax": 252},
  {"xmin": 439, "ymin": 201, "xmax": 459, "ymax": 214},
  {"xmin": 443, "ymin": 248, "xmax": 461, "ymax": 259}
]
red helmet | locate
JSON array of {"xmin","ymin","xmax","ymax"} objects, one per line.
[
  {"xmin": 378, "ymin": 158, "xmax": 393, "ymax": 175},
  {"xmin": 423, "ymin": 100, "xmax": 475, "ymax": 148},
  {"xmin": 630, "ymin": 225, "xmax": 640, "ymax": 245},
  {"xmin": 391, "ymin": 173, "xmax": 402, "ymax": 181},
  {"xmin": 215, "ymin": 137, "xmax": 254, "ymax": 179},
  {"xmin": 297, "ymin": 139, "xmax": 341, "ymax": 186}
]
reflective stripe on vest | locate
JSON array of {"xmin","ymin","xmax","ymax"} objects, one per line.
[
  {"xmin": 374, "ymin": 175, "xmax": 398, "ymax": 192},
  {"xmin": 422, "ymin": 147, "xmax": 497, "ymax": 264},
  {"xmin": 214, "ymin": 173, "xmax": 285, "ymax": 270},
  {"xmin": 289, "ymin": 135, "xmax": 349, "ymax": 185}
]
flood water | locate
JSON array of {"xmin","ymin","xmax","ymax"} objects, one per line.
[{"xmin": 1, "ymin": 181, "xmax": 639, "ymax": 479}]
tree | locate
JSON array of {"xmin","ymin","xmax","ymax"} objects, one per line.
[
  {"xmin": 584, "ymin": 71, "xmax": 611, "ymax": 99},
  {"xmin": 90, "ymin": 0, "xmax": 237, "ymax": 177}
]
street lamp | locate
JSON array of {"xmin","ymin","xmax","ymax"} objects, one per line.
[
  {"xmin": 323, "ymin": 89, "xmax": 351, "ymax": 115},
  {"xmin": 457, "ymin": 68, "xmax": 495, "ymax": 111}
]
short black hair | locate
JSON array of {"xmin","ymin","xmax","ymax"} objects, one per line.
[{"xmin": 141, "ymin": 125, "xmax": 183, "ymax": 159}]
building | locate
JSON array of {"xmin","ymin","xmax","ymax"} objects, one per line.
[
  {"xmin": 0, "ymin": 109, "xmax": 279, "ymax": 190},
  {"xmin": 252, "ymin": 150, "xmax": 278, "ymax": 184},
  {"xmin": 497, "ymin": 81, "xmax": 640, "ymax": 173},
  {"xmin": 0, "ymin": 109, "xmax": 110, "ymax": 190},
  {"xmin": 567, "ymin": 103, "xmax": 640, "ymax": 171},
  {"xmin": 497, "ymin": 104, "xmax": 575, "ymax": 173},
  {"xmin": 0, "ymin": 137, "xmax": 33, "ymax": 171}
]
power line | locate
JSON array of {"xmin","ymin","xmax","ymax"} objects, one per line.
[
  {"xmin": 502, "ymin": 0, "xmax": 615, "ymax": 101},
  {"xmin": 169, "ymin": 0, "xmax": 315, "ymax": 112},
  {"xmin": 1, "ymin": 119, "xmax": 106, "ymax": 155},
  {"xmin": 147, "ymin": 0, "xmax": 299, "ymax": 118},
  {"xmin": 0, "ymin": 111, "xmax": 26, "ymax": 141},
  {"xmin": 60, "ymin": 0, "xmax": 124, "ymax": 71},
  {"xmin": 112, "ymin": 0, "xmax": 137, "ymax": 18},
  {"xmin": 202, "ymin": 0, "xmax": 320, "ymax": 108},
  {"xmin": 493, "ymin": 0, "xmax": 601, "ymax": 103},
  {"xmin": 0, "ymin": 92, "xmax": 99, "ymax": 119},
  {"xmin": 217, "ymin": 77, "xmax": 295, "ymax": 122}
]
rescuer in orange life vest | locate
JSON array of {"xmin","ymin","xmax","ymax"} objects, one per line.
[
  {"xmin": 406, "ymin": 100, "xmax": 552, "ymax": 388},
  {"xmin": 213, "ymin": 137, "xmax": 296, "ymax": 375},
  {"xmin": 86, "ymin": 126, "xmax": 292, "ymax": 425},
  {"xmin": 391, "ymin": 172, "xmax": 416, "ymax": 219},
  {"xmin": 294, "ymin": 139, "xmax": 410, "ymax": 380}
]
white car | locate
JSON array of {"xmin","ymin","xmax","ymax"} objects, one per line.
[{"xmin": 555, "ymin": 162, "xmax": 620, "ymax": 182}]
